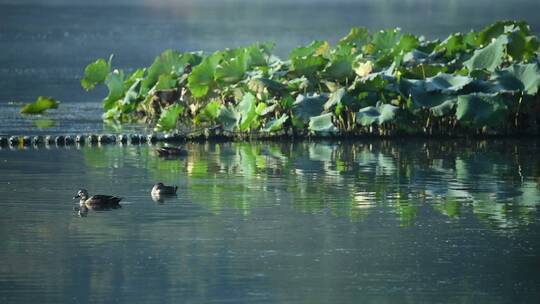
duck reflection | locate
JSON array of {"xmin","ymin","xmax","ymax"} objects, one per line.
[
  {"xmin": 150, "ymin": 192, "xmax": 177, "ymax": 204},
  {"xmin": 73, "ymin": 204, "xmax": 122, "ymax": 217},
  {"xmin": 155, "ymin": 146, "xmax": 187, "ymax": 159}
]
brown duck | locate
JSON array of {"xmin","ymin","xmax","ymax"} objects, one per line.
[{"xmin": 73, "ymin": 189, "xmax": 122, "ymax": 208}]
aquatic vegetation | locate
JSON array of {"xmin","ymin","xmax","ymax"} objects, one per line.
[
  {"xmin": 82, "ymin": 21, "xmax": 540, "ymax": 135},
  {"xmin": 20, "ymin": 96, "xmax": 60, "ymax": 114}
]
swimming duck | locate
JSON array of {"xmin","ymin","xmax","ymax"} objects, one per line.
[
  {"xmin": 156, "ymin": 146, "xmax": 187, "ymax": 157},
  {"xmin": 73, "ymin": 189, "xmax": 122, "ymax": 207},
  {"xmin": 151, "ymin": 183, "xmax": 178, "ymax": 195}
]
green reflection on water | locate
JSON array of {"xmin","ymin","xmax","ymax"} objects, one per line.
[{"xmin": 81, "ymin": 140, "xmax": 540, "ymax": 232}]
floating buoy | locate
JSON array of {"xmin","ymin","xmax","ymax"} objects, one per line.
[
  {"xmin": 45, "ymin": 135, "xmax": 55, "ymax": 145},
  {"xmin": 65, "ymin": 136, "xmax": 75, "ymax": 145},
  {"xmin": 129, "ymin": 134, "xmax": 140, "ymax": 144},
  {"xmin": 75, "ymin": 135, "xmax": 85, "ymax": 144},
  {"xmin": 98, "ymin": 134, "xmax": 111, "ymax": 144},
  {"xmin": 118, "ymin": 134, "xmax": 128, "ymax": 143},
  {"xmin": 87, "ymin": 134, "xmax": 98, "ymax": 144},
  {"xmin": 8, "ymin": 136, "xmax": 19, "ymax": 146},
  {"xmin": 21, "ymin": 136, "xmax": 31, "ymax": 146},
  {"xmin": 147, "ymin": 134, "xmax": 157, "ymax": 144},
  {"xmin": 55, "ymin": 136, "xmax": 65, "ymax": 145},
  {"xmin": 32, "ymin": 136, "xmax": 44, "ymax": 145}
]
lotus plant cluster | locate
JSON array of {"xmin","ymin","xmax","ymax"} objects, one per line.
[{"xmin": 81, "ymin": 20, "xmax": 540, "ymax": 136}]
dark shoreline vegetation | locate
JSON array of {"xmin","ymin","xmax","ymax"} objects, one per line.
[{"xmin": 24, "ymin": 20, "xmax": 540, "ymax": 139}]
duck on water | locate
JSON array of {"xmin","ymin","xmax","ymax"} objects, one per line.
[
  {"xmin": 73, "ymin": 189, "xmax": 122, "ymax": 209},
  {"xmin": 151, "ymin": 183, "xmax": 178, "ymax": 203}
]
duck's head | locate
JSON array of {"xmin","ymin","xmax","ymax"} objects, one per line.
[
  {"xmin": 73, "ymin": 189, "xmax": 89, "ymax": 200},
  {"xmin": 154, "ymin": 183, "xmax": 164, "ymax": 189}
]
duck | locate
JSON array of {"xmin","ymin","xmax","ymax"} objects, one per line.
[
  {"xmin": 73, "ymin": 189, "xmax": 122, "ymax": 208},
  {"xmin": 155, "ymin": 146, "xmax": 187, "ymax": 157},
  {"xmin": 151, "ymin": 183, "xmax": 178, "ymax": 195}
]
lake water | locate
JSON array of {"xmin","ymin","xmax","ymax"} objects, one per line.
[
  {"xmin": 2, "ymin": 1, "xmax": 540, "ymax": 303},
  {"xmin": 1, "ymin": 140, "xmax": 540, "ymax": 303}
]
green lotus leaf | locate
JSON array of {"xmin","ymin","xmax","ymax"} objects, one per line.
[
  {"xmin": 141, "ymin": 50, "xmax": 200, "ymax": 95},
  {"xmin": 291, "ymin": 55, "xmax": 327, "ymax": 77},
  {"xmin": 324, "ymin": 87, "xmax": 355, "ymax": 110},
  {"xmin": 524, "ymin": 36, "xmax": 540, "ymax": 60},
  {"xmin": 124, "ymin": 68, "xmax": 146, "ymax": 92},
  {"xmin": 287, "ymin": 77, "xmax": 311, "ymax": 92},
  {"xmin": 456, "ymin": 94, "xmax": 508, "ymax": 126},
  {"xmin": 350, "ymin": 73, "xmax": 388, "ymax": 92},
  {"xmin": 463, "ymin": 35, "xmax": 508, "ymax": 72},
  {"xmin": 155, "ymin": 103, "xmax": 184, "ymax": 131},
  {"xmin": 263, "ymin": 114, "xmax": 289, "ymax": 132},
  {"xmin": 356, "ymin": 102, "xmax": 399, "ymax": 126},
  {"xmin": 402, "ymin": 49, "xmax": 430, "ymax": 64},
  {"xmin": 259, "ymin": 104, "xmax": 277, "ymax": 116},
  {"xmin": 323, "ymin": 54, "xmax": 354, "ymax": 80},
  {"xmin": 120, "ymin": 79, "xmax": 142, "ymax": 107},
  {"xmin": 237, "ymin": 92, "xmax": 258, "ymax": 131},
  {"xmin": 255, "ymin": 103, "xmax": 268, "ymax": 116},
  {"xmin": 81, "ymin": 58, "xmax": 109, "ymax": 91},
  {"xmin": 279, "ymin": 95, "xmax": 295, "ymax": 111},
  {"xmin": 289, "ymin": 40, "xmax": 330, "ymax": 59},
  {"xmin": 396, "ymin": 77, "xmax": 424, "ymax": 97},
  {"xmin": 194, "ymin": 100, "xmax": 222, "ymax": 124},
  {"xmin": 217, "ymin": 105, "xmax": 239, "ymax": 131},
  {"xmin": 309, "ymin": 113, "xmax": 338, "ymax": 134},
  {"xmin": 103, "ymin": 70, "xmax": 125, "ymax": 110},
  {"xmin": 435, "ymin": 33, "xmax": 469, "ymax": 57},
  {"xmin": 154, "ymin": 74, "xmax": 177, "ymax": 90},
  {"xmin": 215, "ymin": 51, "xmax": 248, "ymax": 84},
  {"xmin": 20, "ymin": 96, "xmax": 60, "ymax": 114},
  {"xmin": 430, "ymin": 98, "xmax": 458, "ymax": 117},
  {"xmin": 245, "ymin": 42, "xmax": 273, "ymax": 67},
  {"xmin": 506, "ymin": 29, "xmax": 528, "ymax": 61},
  {"xmin": 204, "ymin": 100, "xmax": 221, "ymax": 119},
  {"xmin": 102, "ymin": 105, "xmax": 121, "ymax": 121},
  {"xmin": 491, "ymin": 63, "xmax": 540, "ymax": 95},
  {"xmin": 292, "ymin": 94, "xmax": 328, "ymax": 124},
  {"xmin": 187, "ymin": 52, "xmax": 223, "ymax": 98},
  {"xmin": 477, "ymin": 20, "xmax": 530, "ymax": 46},
  {"xmin": 338, "ymin": 27, "xmax": 370, "ymax": 49},
  {"xmin": 247, "ymin": 77, "xmax": 286, "ymax": 95},
  {"xmin": 425, "ymin": 73, "xmax": 473, "ymax": 93},
  {"xmin": 401, "ymin": 64, "xmax": 448, "ymax": 79},
  {"xmin": 394, "ymin": 34, "xmax": 420, "ymax": 54},
  {"xmin": 370, "ymin": 28, "xmax": 402, "ymax": 55},
  {"xmin": 409, "ymin": 88, "xmax": 457, "ymax": 116}
]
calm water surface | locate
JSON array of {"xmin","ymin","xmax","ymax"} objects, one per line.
[
  {"xmin": 2, "ymin": 1, "xmax": 540, "ymax": 303},
  {"xmin": 1, "ymin": 140, "xmax": 539, "ymax": 303},
  {"xmin": 1, "ymin": 0, "xmax": 540, "ymax": 135}
]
